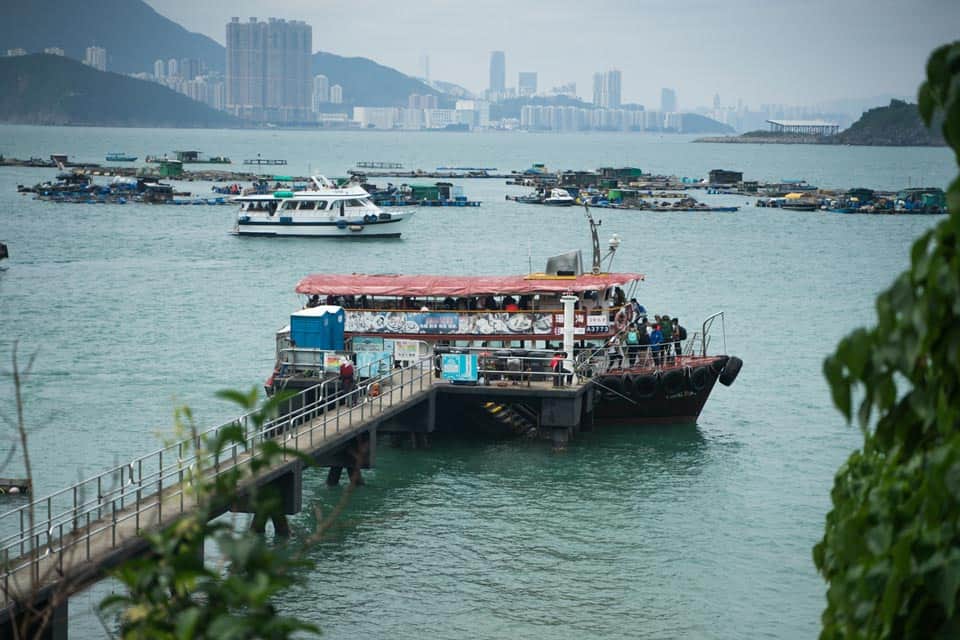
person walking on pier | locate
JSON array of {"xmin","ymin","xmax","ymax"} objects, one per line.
[{"xmin": 339, "ymin": 357, "xmax": 356, "ymax": 405}]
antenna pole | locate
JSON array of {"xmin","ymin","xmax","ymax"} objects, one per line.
[{"xmin": 584, "ymin": 204, "xmax": 601, "ymax": 274}]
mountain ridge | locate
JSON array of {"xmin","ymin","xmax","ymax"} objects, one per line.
[
  {"xmin": 0, "ymin": 0, "xmax": 446, "ymax": 109},
  {"xmin": 0, "ymin": 54, "xmax": 238, "ymax": 127}
]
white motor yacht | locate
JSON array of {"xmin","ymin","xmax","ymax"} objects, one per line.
[
  {"xmin": 543, "ymin": 188, "xmax": 575, "ymax": 206},
  {"xmin": 233, "ymin": 176, "xmax": 415, "ymax": 237}
]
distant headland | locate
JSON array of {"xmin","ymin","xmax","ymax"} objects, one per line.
[{"xmin": 694, "ymin": 100, "xmax": 945, "ymax": 147}]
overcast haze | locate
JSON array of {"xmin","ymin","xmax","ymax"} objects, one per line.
[{"xmin": 146, "ymin": 0, "xmax": 958, "ymax": 109}]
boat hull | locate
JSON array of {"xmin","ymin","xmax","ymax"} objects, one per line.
[
  {"xmin": 236, "ymin": 212, "xmax": 413, "ymax": 238},
  {"xmin": 591, "ymin": 356, "xmax": 728, "ymax": 424}
]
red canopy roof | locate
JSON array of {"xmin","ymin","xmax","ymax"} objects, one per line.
[{"xmin": 295, "ymin": 272, "xmax": 644, "ymax": 297}]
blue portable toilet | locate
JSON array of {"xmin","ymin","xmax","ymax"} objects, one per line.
[{"xmin": 290, "ymin": 306, "xmax": 345, "ymax": 349}]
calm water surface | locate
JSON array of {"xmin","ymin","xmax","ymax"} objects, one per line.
[{"xmin": 0, "ymin": 125, "xmax": 952, "ymax": 638}]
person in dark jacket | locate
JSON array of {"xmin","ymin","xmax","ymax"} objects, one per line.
[
  {"xmin": 649, "ymin": 324, "xmax": 664, "ymax": 367},
  {"xmin": 673, "ymin": 318, "xmax": 687, "ymax": 359}
]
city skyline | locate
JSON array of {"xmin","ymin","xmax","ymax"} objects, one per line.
[{"xmin": 144, "ymin": 0, "xmax": 958, "ymax": 108}]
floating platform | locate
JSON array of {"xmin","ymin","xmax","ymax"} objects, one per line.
[
  {"xmin": 349, "ymin": 169, "xmax": 511, "ymax": 179},
  {"xmin": 357, "ymin": 161, "xmax": 404, "ymax": 169},
  {"xmin": 378, "ymin": 199, "xmax": 481, "ymax": 207},
  {"xmin": 244, "ymin": 159, "xmax": 288, "ymax": 166}
]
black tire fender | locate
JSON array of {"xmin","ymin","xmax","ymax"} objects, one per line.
[
  {"xmin": 688, "ymin": 366, "xmax": 709, "ymax": 392},
  {"xmin": 631, "ymin": 373, "xmax": 660, "ymax": 398},
  {"xmin": 662, "ymin": 368, "xmax": 686, "ymax": 396},
  {"xmin": 719, "ymin": 356, "xmax": 743, "ymax": 386},
  {"xmin": 599, "ymin": 376, "xmax": 624, "ymax": 398},
  {"xmin": 709, "ymin": 355, "xmax": 729, "ymax": 375}
]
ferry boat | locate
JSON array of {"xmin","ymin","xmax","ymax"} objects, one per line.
[
  {"xmin": 232, "ymin": 176, "xmax": 415, "ymax": 238},
  {"xmin": 267, "ymin": 213, "xmax": 741, "ymax": 425}
]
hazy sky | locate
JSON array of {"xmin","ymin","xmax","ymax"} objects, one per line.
[{"xmin": 146, "ymin": 0, "xmax": 958, "ymax": 109}]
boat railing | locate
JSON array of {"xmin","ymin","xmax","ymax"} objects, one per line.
[{"xmin": 700, "ymin": 311, "xmax": 725, "ymax": 357}]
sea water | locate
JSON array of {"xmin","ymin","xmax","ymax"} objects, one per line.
[{"xmin": 0, "ymin": 125, "xmax": 953, "ymax": 638}]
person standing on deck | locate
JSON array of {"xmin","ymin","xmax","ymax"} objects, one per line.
[
  {"xmin": 637, "ymin": 317, "xmax": 652, "ymax": 367},
  {"xmin": 649, "ymin": 324, "xmax": 664, "ymax": 367},
  {"xmin": 607, "ymin": 334, "xmax": 623, "ymax": 371},
  {"xmin": 673, "ymin": 318, "xmax": 687, "ymax": 360},
  {"xmin": 660, "ymin": 315, "xmax": 674, "ymax": 364},
  {"xmin": 625, "ymin": 324, "xmax": 641, "ymax": 367}
]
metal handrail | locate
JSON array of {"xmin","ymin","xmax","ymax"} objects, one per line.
[{"xmin": 0, "ymin": 355, "xmax": 435, "ymax": 595}]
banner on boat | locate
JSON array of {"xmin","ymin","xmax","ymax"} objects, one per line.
[
  {"xmin": 551, "ymin": 312, "xmax": 609, "ymax": 335},
  {"xmin": 344, "ymin": 310, "xmax": 558, "ymax": 335}
]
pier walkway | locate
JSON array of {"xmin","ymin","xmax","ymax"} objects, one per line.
[
  {"xmin": 0, "ymin": 354, "xmax": 597, "ymax": 637},
  {"xmin": 0, "ymin": 358, "xmax": 438, "ymax": 634}
]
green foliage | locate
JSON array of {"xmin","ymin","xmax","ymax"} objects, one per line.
[
  {"xmin": 834, "ymin": 99, "xmax": 945, "ymax": 147},
  {"xmin": 0, "ymin": 54, "xmax": 237, "ymax": 127},
  {"xmin": 99, "ymin": 388, "xmax": 319, "ymax": 639},
  {"xmin": 816, "ymin": 41, "xmax": 960, "ymax": 639}
]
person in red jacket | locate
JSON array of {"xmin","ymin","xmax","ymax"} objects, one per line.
[
  {"xmin": 339, "ymin": 357, "xmax": 355, "ymax": 405},
  {"xmin": 550, "ymin": 351, "xmax": 564, "ymax": 387}
]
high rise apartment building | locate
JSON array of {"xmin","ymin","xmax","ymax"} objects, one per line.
[
  {"xmin": 312, "ymin": 74, "xmax": 330, "ymax": 111},
  {"xmin": 518, "ymin": 72, "xmax": 537, "ymax": 97},
  {"xmin": 592, "ymin": 70, "xmax": 621, "ymax": 108},
  {"xmin": 226, "ymin": 17, "xmax": 312, "ymax": 121},
  {"xmin": 660, "ymin": 88, "xmax": 677, "ymax": 113},
  {"xmin": 84, "ymin": 46, "xmax": 106, "ymax": 71},
  {"xmin": 489, "ymin": 51, "xmax": 505, "ymax": 94}
]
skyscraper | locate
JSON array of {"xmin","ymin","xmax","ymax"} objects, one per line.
[
  {"xmin": 312, "ymin": 74, "xmax": 329, "ymax": 111},
  {"xmin": 226, "ymin": 17, "xmax": 313, "ymax": 121},
  {"xmin": 329, "ymin": 85, "xmax": 343, "ymax": 104},
  {"xmin": 420, "ymin": 54, "xmax": 430, "ymax": 82},
  {"xmin": 167, "ymin": 58, "xmax": 178, "ymax": 79},
  {"xmin": 153, "ymin": 59, "xmax": 165, "ymax": 79},
  {"xmin": 592, "ymin": 70, "xmax": 621, "ymax": 108},
  {"xmin": 518, "ymin": 72, "xmax": 537, "ymax": 97},
  {"xmin": 84, "ymin": 46, "xmax": 106, "ymax": 71},
  {"xmin": 660, "ymin": 88, "xmax": 677, "ymax": 113},
  {"xmin": 489, "ymin": 51, "xmax": 505, "ymax": 94},
  {"xmin": 180, "ymin": 58, "xmax": 200, "ymax": 82}
]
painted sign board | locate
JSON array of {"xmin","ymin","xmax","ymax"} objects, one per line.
[{"xmin": 441, "ymin": 353, "xmax": 478, "ymax": 382}]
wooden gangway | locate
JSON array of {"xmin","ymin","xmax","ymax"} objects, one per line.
[{"xmin": 0, "ymin": 358, "xmax": 435, "ymax": 617}]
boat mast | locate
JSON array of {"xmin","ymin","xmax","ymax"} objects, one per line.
[{"xmin": 584, "ymin": 204, "xmax": 602, "ymax": 275}]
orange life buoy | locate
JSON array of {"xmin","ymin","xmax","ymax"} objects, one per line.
[{"xmin": 370, "ymin": 382, "xmax": 381, "ymax": 397}]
